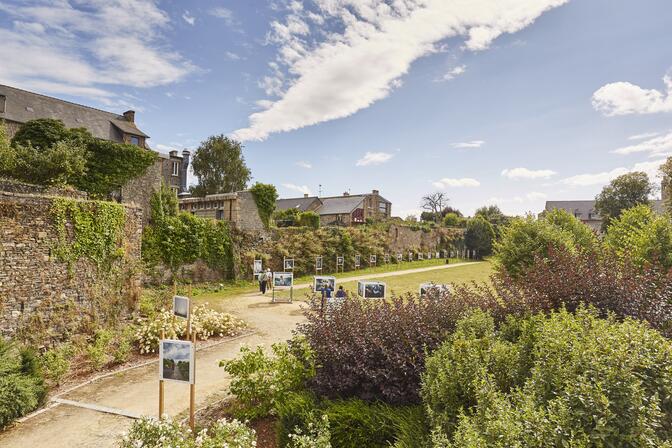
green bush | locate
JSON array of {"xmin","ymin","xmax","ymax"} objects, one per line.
[
  {"xmin": 119, "ymin": 416, "xmax": 195, "ymax": 448},
  {"xmin": 494, "ymin": 210, "xmax": 596, "ymax": 277},
  {"xmin": 391, "ymin": 406, "xmax": 430, "ymax": 448},
  {"xmin": 298, "ymin": 211, "xmax": 320, "ymax": 229},
  {"xmin": 250, "ymin": 182, "xmax": 278, "ymax": 228},
  {"xmin": 324, "ymin": 399, "xmax": 401, "ymax": 448},
  {"xmin": 0, "ymin": 341, "xmax": 45, "ymax": 429},
  {"xmin": 196, "ymin": 418, "xmax": 256, "ymax": 448},
  {"xmin": 464, "ymin": 216, "xmax": 495, "ymax": 257},
  {"xmin": 422, "ymin": 308, "xmax": 672, "ymax": 447},
  {"xmin": 39, "ymin": 344, "xmax": 73, "ymax": 386},
  {"xmin": 221, "ymin": 337, "xmax": 315, "ymax": 420},
  {"xmin": 277, "ymin": 391, "xmax": 321, "ymax": 447},
  {"xmin": 605, "ymin": 204, "xmax": 672, "ymax": 269},
  {"xmin": 287, "ymin": 413, "xmax": 331, "ymax": 448}
]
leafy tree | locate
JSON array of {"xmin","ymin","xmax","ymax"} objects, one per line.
[
  {"xmin": 442, "ymin": 212, "xmax": 463, "ymax": 227},
  {"xmin": 441, "ymin": 206, "xmax": 463, "ymax": 217},
  {"xmin": 543, "ymin": 208, "xmax": 597, "ymax": 250},
  {"xmin": 660, "ymin": 156, "xmax": 672, "ymax": 214},
  {"xmin": 249, "ymin": 182, "xmax": 278, "ymax": 229},
  {"xmin": 149, "ymin": 182, "xmax": 179, "ymax": 223},
  {"xmin": 474, "ymin": 205, "xmax": 509, "ymax": 237},
  {"xmin": 421, "ymin": 192, "xmax": 448, "ymax": 222},
  {"xmin": 298, "ymin": 211, "xmax": 320, "ymax": 229},
  {"xmin": 191, "ymin": 135, "xmax": 251, "ymax": 196},
  {"xmin": 9, "ymin": 140, "xmax": 88, "ymax": 187},
  {"xmin": 75, "ymin": 139, "xmax": 156, "ymax": 198},
  {"xmin": 274, "ymin": 208, "xmax": 301, "ymax": 227},
  {"xmin": 595, "ymin": 172, "xmax": 654, "ymax": 231},
  {"xmin": 420, "ymin": 211, "xmax": 437, "ymax": 222},
  {"xmin": 604, "ymin": 204, "xmax": 672, "ymax": 269},
  {"xmin": 464, "ymin": 217, "xmax": 495, "ymax": 257},
  {"xmin": 11, "ymin": 118, "xmax": 72, "ymax": 150},
  {"xmin": 494, "ymin": 211, "xmax": 594, "ymax": 278}
]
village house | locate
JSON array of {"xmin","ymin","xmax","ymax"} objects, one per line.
[
  {"xmin": 178, "ymin": 191, "xmax": 266, "ymax": 231},
  {"xmin": 0, "ymin": 84, "xmax": 189, "ymax": 220},
  {"xmin": 275, "ymin": 190, "xmax": 392, "ymax": 226}
]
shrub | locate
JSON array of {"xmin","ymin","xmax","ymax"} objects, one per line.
[
  {"xmin": 494, "ymin": 210, "xmax": 596, "ymax": 277},
  {"xmin": 221, "ymin": 336, "xmax": 316, "ymax": 419},
  {"xmin": 39, "ymin": 344, "xmax": 73, "ymax": 386},
  {"xmin": 119, "ymin": 417, "xmax": 195, "ymax": 448},
  {"xmin": 298, "ymin": 294, "xmax": 505, "ymax": 405},
  {"xmin": 287, "ymin": 414, "xmax": 331, "ymax": 448},
  {"xmin": 191, "ymin": 305, "xmax": 248, "ymax": 340},
  {"xmin": 250, "ymin": 182, "xmax": 278, "ymax": 228},
  {"xmin": 391, "ymin": 406, "xmax": 431, "ymax": 448},
  {"xmin": 85, "ymin": 329, "xmax": 113, "ymax": 370},
  {"xmin": 324, "ymin": 399, "xmax": 401, "ymax": 448},
  {"xmin": 277, "ymin": 391, "xmax": 320, "ymax": 447},
  {"xmin": 7, "ymin": 140, "xmax": 88, "ymax": 187},
  {"xmin": 605, "ymin": 204, "xmax": 672, "ymax": 269},
  {"xmin": 464, "ymin": 216, "xmax": 495, "ymax": 257},
  {"xmin": 134, "ymin": 311, "xmax": 184, "ymax": 354},
  {"xmin": 196, "ymin": 418, "xmax": 256, "ymax": 448},
  {"xmin": 456, "ymin": 246, "xmax": 672, "ymax": 337},
  {"xmin": 422, "ymin": 308, "xmax": 672, "ymax": 446},
  {"xmin": 0, "ymin": 340, "xmax": 45, "ymax": 429}
]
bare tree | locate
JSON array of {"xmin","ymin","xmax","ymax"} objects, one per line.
[{"xmin": 421, "ymin": 192, "xmax": 448, "ymax": 222}]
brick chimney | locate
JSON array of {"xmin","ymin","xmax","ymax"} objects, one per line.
[
  {"xmin": 304, "ymin": 193, "xmax": 309, "ymax": 198},
  {"xmin": 123, "ymin": 110, "xmax": 135, "ymax": 123}
]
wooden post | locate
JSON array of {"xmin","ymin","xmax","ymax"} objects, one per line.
[
  {"xmin": 159, "ymin": 329, "xmax": 165, "ymax": 418},
  {"xmin": 189, "ymin": 330, "xmax": 196, "ymax": 431}
]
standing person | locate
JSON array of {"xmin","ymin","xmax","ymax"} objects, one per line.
[
  {"xmin": 258, "ymin": 270, "xmax": 265, "ymax": 294},
  {"xmin": 335, "ymin": 286, "xmax": 346, "ymax": 299},
  {"xmin": 263, "ymin": 268, "xmax": 272, "ymax": 294}
]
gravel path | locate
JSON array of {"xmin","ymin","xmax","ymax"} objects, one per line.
[{"xmin": 0, "ymin": 261, "xmax": 479, "ymax": 447}]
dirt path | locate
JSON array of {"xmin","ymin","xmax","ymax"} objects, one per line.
[{"xmin": 0, "ymin": 261, "xmax": 480, "ymax": 447}]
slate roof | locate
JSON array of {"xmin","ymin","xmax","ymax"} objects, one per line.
[
  {"xmin": 545, "ymin": 199, "xmax": 665, "ymax": 219},
  {"xmin": 0, "ymin": 84, "xmax": 149, "ymax": 141},
  {"xmin": 319, "ymin": 196, "xmax": 364, "ymax": 215},
  {"xmin": 276, "ymin": 196, "xmax": 322, "ymax": 212}
]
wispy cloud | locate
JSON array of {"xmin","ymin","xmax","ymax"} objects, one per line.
[
  {"xmin": 182, "ymin": 11, "xmax": 195, "ymax": 26},
  {"xmin": 560, "ymin": 159, "xmax": 667, "ymax": 187},
  {"xmin": 232, "ymin": 0, "xmax": 569, "ymax": 141},
  {"xmin": 295, "ymin": 160, "xmax": 312, "ymax": 169},
  {"xmin": 593, "ymin": 70, "xmax": 672, "ymax": 116},
  {"xmin": 501, "ymin": 167, "xmax": 557, "ymax": 180},
  {"xmin": 0, "ymin": 0, "xmax": 196, "ymax": 103},
  {"xmin": 225, "ymin": 51, "xmax": 242, "ymax": 61},
  {"xmin": 439, "ymin": 65, "xmax": 466, "ymax": 81},
  {"xmin": 282, "ymin": 183, "xmax": 312, "ymax": 195},
  {"xmin": 209, "ymin": 7, "xmax": 238, "ymax": 28},
  {"xmin": 356, "ymin": 152, "xmax": 394, "ymax": 167},
  {"xmin": 432, "ymin": 178, "xmax": 480, "ymax": 188},
  {"xmin": 629, "ymin": 131, "xmax": 660, "ymax": 141},
  {"xmin": 612, "ymin": 132, "xmax": 672, "ymax": 157},
  {"xmin": 452, "ymin": 140, "xmax": 484, "ymax": 149},
  {"xmin": 487, "ymin": 191, "xmax": 547, "ymax": 204}
]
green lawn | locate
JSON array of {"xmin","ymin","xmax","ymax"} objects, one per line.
[{"xmin": 188, "ymin": 258, "xmax": 483, "ymax": 306}]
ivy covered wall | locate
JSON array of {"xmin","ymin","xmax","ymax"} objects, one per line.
[{"xmin": 0, "ymin": 180, "xmax": 143, "ymax": 344}]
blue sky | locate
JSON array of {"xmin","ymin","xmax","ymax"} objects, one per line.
[{"xmin": 1, "ymin": 0, "xmax": 671, "ymax": 217}]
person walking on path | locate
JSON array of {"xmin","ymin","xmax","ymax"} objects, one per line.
[{"xmin": 260, "ymin": 268, "xmax": 272, "ymax": 294}]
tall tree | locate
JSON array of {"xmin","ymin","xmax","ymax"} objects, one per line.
[
  {"xmin": 421, "ymin": 192, "xmax": 448, "ymax": 222},
  {"xmin": 191, "ymin": 135, "xmax": 251, "ymax": 196},
  {"xmin": 474, "ymin": 205, "xmax": 509, "ymax": 237},
  {"xmin": 464, "ymin": 216, "xmax": 496, "ymax": 258},
  {"xmin": 594, "ymin": 172, "xmax": 654, "ymax": 231}
]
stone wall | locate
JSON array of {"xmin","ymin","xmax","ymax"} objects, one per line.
[
  {"xmin": 0, "ymin": 182, "xmax": 143, "ymax": 341},
  {"xmin": 3, "ymin": 119, "xmax": 22, "ymax": 140},
  {"xmin": 385, "ymin": 224, "xmax": 464, "ymax": 253},
  {"xmin": 121, "ymin": 158, "xmax": 163, "ymax": 224}
]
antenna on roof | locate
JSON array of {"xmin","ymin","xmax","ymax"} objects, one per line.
[{"xmin": 318, "ymin": 184, "xmax": 322, "ymax": 197}]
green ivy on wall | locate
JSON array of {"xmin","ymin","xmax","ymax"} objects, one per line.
[
  {"xmin": 249, "ymin": 182, "xmax": 278, "ymax": 229},
  {"xmin": 51, "ymin": 198, "xmax": 127, "ymax": 271}
]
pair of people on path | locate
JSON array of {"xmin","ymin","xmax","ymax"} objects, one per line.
[{"xmin": 259, "ymin": 268, "xmax": 272, "ymax": 294}]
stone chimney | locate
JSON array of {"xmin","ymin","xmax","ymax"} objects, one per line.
[
  {"xmin": 123, "ymin": 110, "xmax": 135, "ymax": 123},
  {"xmin": 169, "ymin": 150, "xmax": 178, "ymax": 158},
  {"xmin": 372, "ymin": 189, "xmax": 379, "ymax": 195},
  {"xmin": 343, "ymin": 191, "xmax": 350, "ymax": 196},
  {"xmin": 304, "ymin": 193, "xmax": 309, "ymax": 198},
  {"xmin": 180, "ymin": 150, "xmax": 191, "ymax": 193}
]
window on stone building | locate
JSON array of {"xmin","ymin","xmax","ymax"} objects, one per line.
[
  {"xmin": 130, "ymin": 135, "xmax": 140, "ymax": 146},
  {"xmin": 172, "ymin": 161, "xmax": 179, "ymax": 176},
  {"xmin": 0, "ymin": 95, "xmax": 5, "ymax": 113}
]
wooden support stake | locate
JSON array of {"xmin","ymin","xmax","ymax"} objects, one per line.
[
  {"xmin": 159, "ymin": 328, "xmax": 165, "ymax": 418},
  {"xmin": 189, "ymin": 330, "xmax": 196, "ymax": 431}
]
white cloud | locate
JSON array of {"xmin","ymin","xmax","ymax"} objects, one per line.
[
  {"xmin": 440, "ymin": 65, "xmax": 466, "ymax": 81},
  {"xmin": 525, "ymin": 191, "xmax": 548, "ymax": 200},
  {"xmin": 356, "ymin": 152, "xmax": 394, "ymax": 167},
  {"xmin": 282, "ymin": 183, "xmax": 312, "ymax": 195},
  {"xmin": 432, "ymin": 178, "xmax": 481, "ymax": 188},
  {"xmin": 592, "ymin": 71, "xmax": 672, "ymax": 116},
  {"xmin": 210, "ymin": 7, "xmax": 234, "ymax": 22},
  {"xmin": 561, "ymin": 159, "xmax": 667, "ymax": 187},
  {"xmin": 232, "ymin": 0, "xmax": 570, "ymax": 141},
  {"xmin": 182, "ymin": 11, "xmax": 195, "ymax": 26},
  {"xmin": 225, "ymin": 51, "xmax": 242, "ymax": 60},
  {"xmin": 612, "ymin": 132, "xmax": 672, "ymax": 157},
  {"xmin": 296, "ymin": 160, "xmax": 312, "ymax": 169},
  {"xmin": 452, "ymin": 140, "xmax": 484, "ymax": 149},
  {"xmin": 501, "ymin": 167, "xmax": 557, "ymax": 180},
  {"xmin": 0, "ymin": 1, "xmax": 195, "ymax": 102},
  {"xmin": 629, "ymin": 131, "xmax": 660, "ymax": 141}
]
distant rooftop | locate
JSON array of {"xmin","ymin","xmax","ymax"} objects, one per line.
[{"xmin": 276, "ymin": 196, "xmax": 321, "ymax": 212}]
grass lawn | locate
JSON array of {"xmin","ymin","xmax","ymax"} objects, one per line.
[{"xmin": 188, "ymin": 258, "xmax": 482, "ymax": 306}]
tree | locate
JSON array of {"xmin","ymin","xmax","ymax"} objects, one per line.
[
  {"xmin": 494, "ymin": 211, "xmax": 595, "ymax": 278},
  {"xmin": 604, "ymin": 204, "xmax": 672, "ymax": 269},
  {"xmin": 75, "ymin": 139, "xmax": 156, "ymax": 198},
  {"xmin": 443, "ymin": 212, "xmax": 463, "ymax": 227},
  {"xmin": 595, "ymin": 172, "xmax": 654, "ymax": 231},
  {"xmin": 464, "ymin": 217, "xmax": 495, "ymax": 257},
  {"xmin": 149, "ymin": 182, "xmax": 179, "ymax": 223},
  {"xmin": 191, "ymin": 135, "xmax": 251, "ymax": 196},
  {"xmin": 421, "ymin": 192, "xmax": 448, "ymax": 222},
  {"xmin": 660, "ymin": 157, "xmax": 672, "ymax": 214},
  {"xmin": 298, "ymin": 211, "xmax": 320, "ymax": 229},
  {"xmin": 474, "ymin": 205, "xmax": 509, "ymax": 238},
  {"xmin": 11, "ymin": 118, "xmax": 72, "ymax": 150}
]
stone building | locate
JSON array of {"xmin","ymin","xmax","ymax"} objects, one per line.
[
  {"xmin": 179, "ymin": 190, "xmax": 266, "ymax": 231},
  {"xmin": 275, "ymin": 189, "xmax": 392, "ymax": 226},
  {"xmin": 544, "ymin": 198, "xmax": 665, "ymax": 232},
  {"xmin": 0, "ymin": 84, "xmax": 189, "ymax": 220}
]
